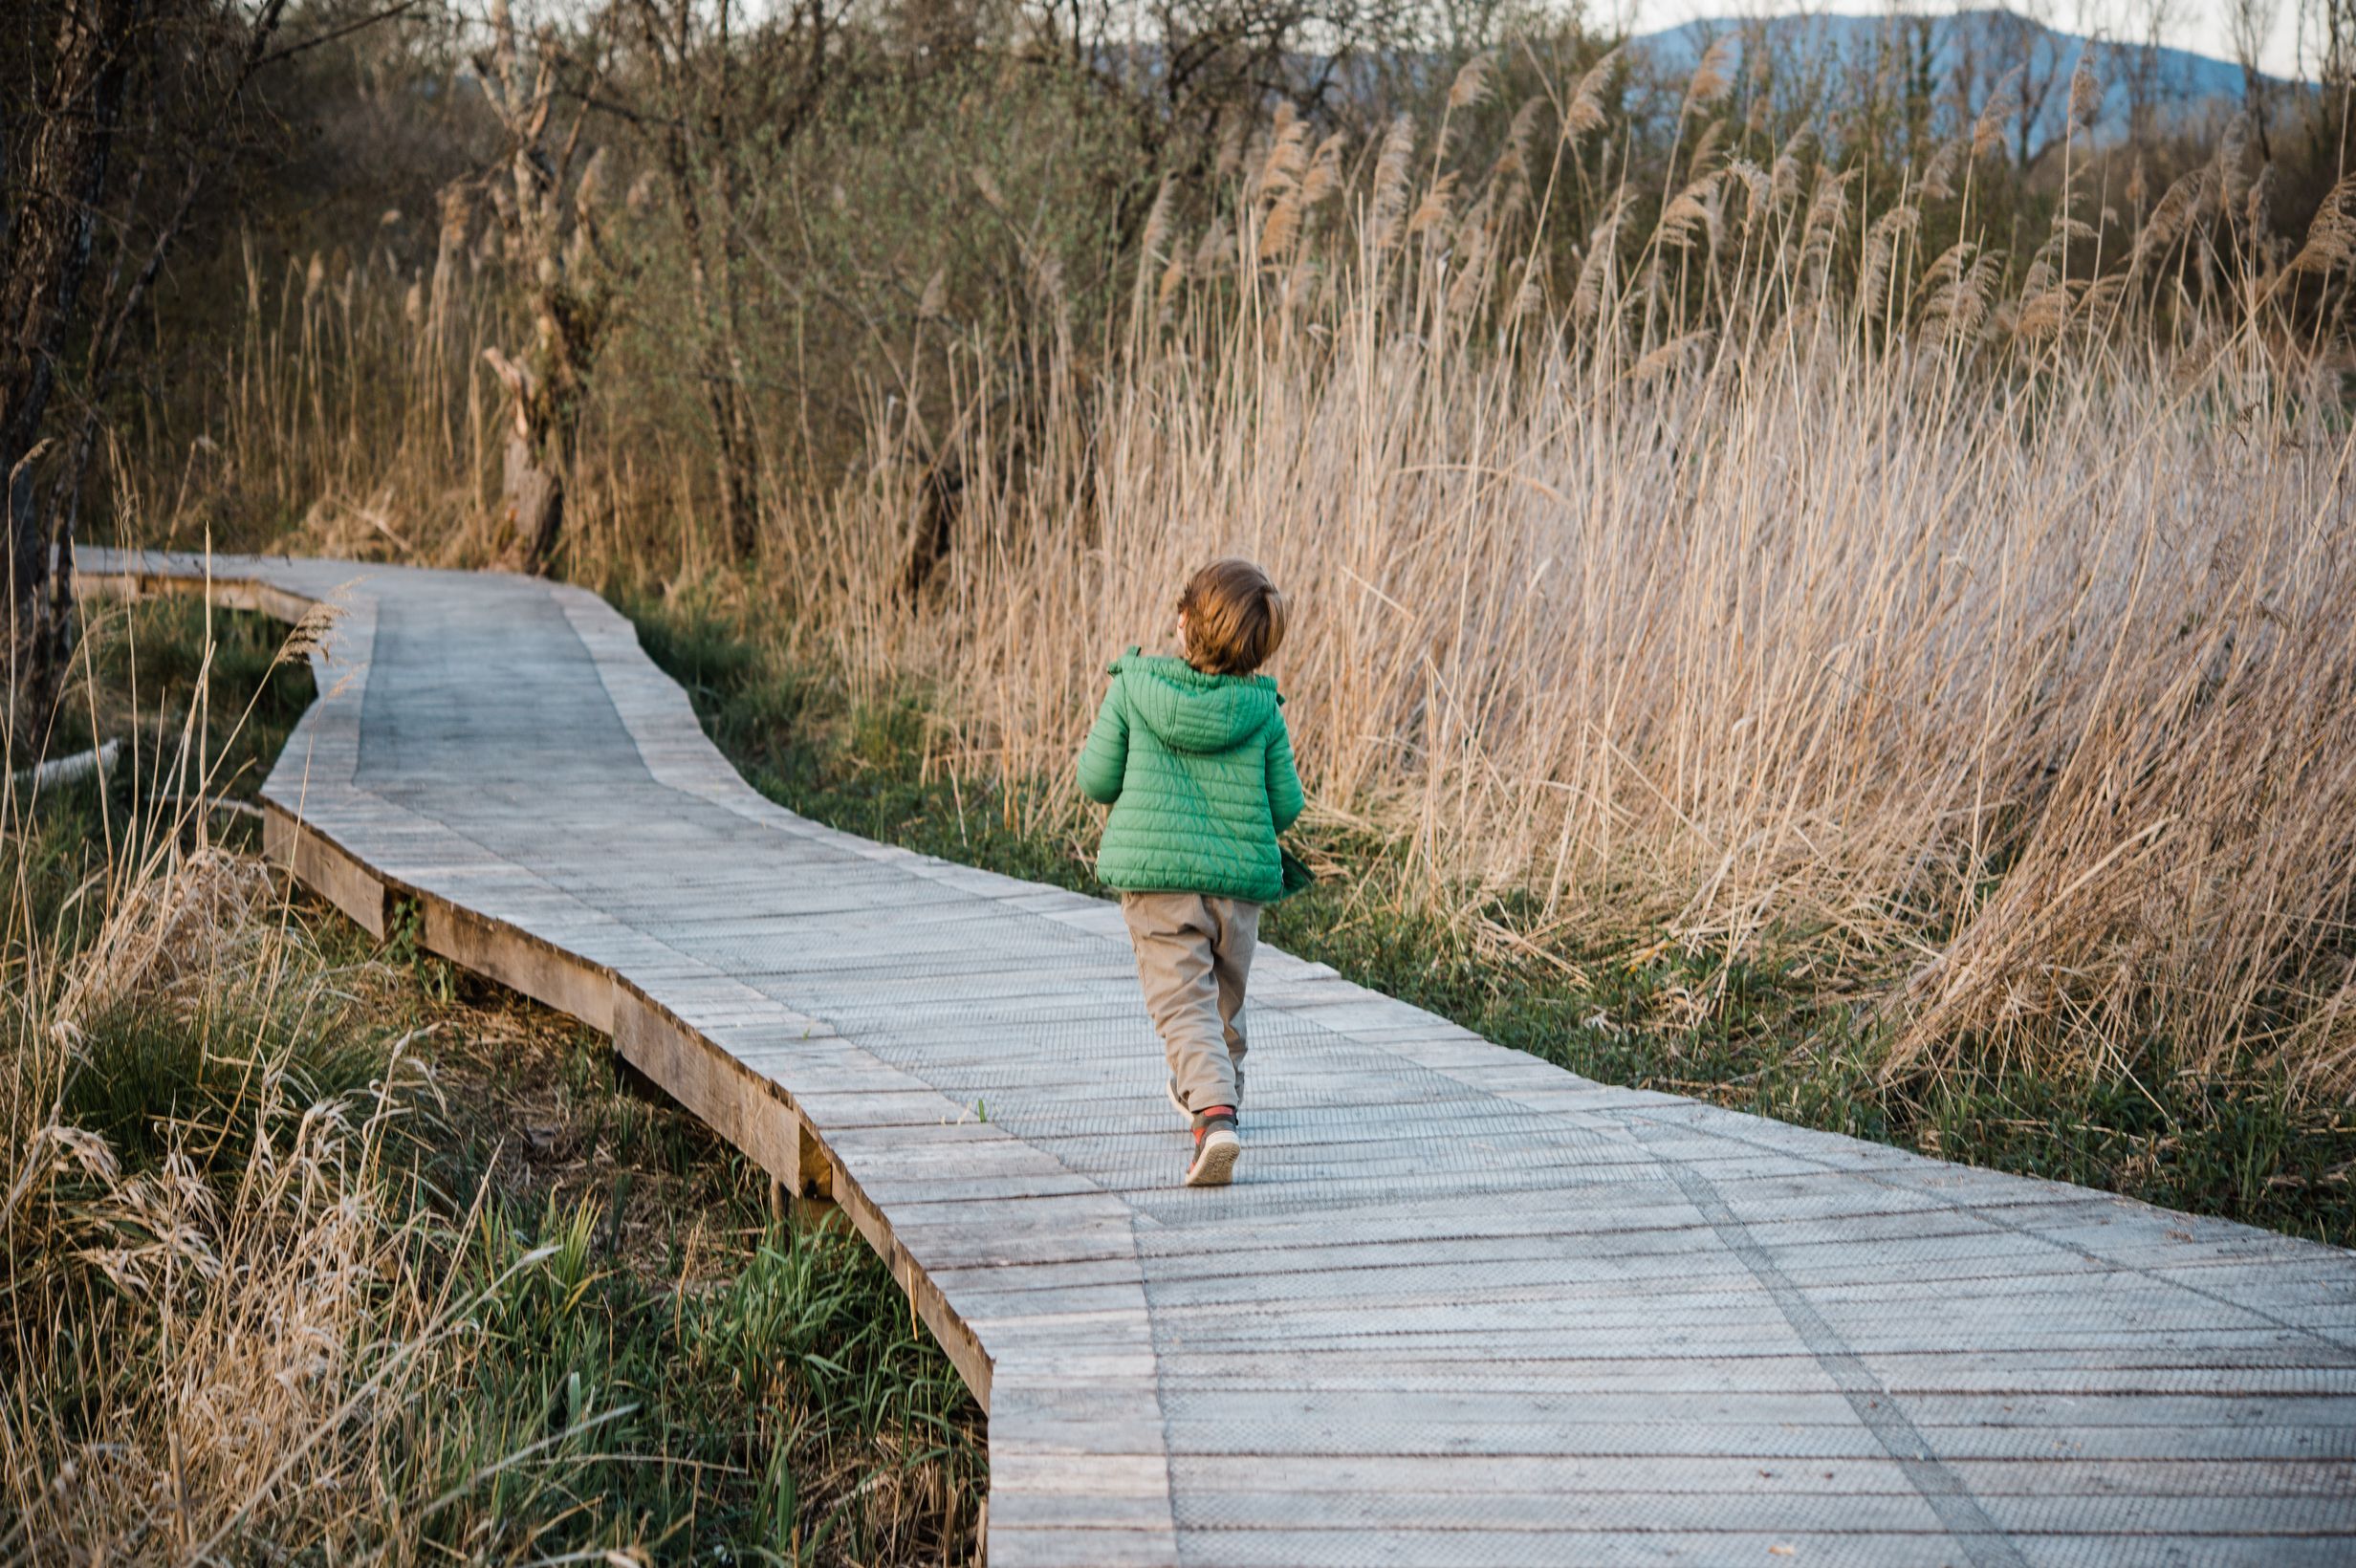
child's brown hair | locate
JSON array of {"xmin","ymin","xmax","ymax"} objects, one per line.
[{"xmin": 1179, "ymin": 558, "xmax": 1287, "ymax": 675}]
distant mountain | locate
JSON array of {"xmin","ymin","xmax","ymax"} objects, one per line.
[{"xmin": 1633, "ymin": 9, "xmax": 2271, "ymax": 152}]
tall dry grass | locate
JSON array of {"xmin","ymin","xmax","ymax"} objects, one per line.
[
  {"xmin": 0, "ymin": 608, "xmax": 471, "ymax": 1558},
  {"xmin": 154, "ymin": 211, "xmax": 513, "ymax": 561},
  {"xmin": 142, "ymin": 70, "xmax": 2356, "ymax": 1096},
  {"xmin": 3, "ymin": 819, "xmax": 654, "ymax": 1560},
  {"xmin": 783, "ymin": 95, "xmax": 2356, "ymax": 1092}
]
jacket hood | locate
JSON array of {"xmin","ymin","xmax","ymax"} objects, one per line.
[{"xmin": 1112, "ymin": 651, "xmax": 1279, "ymax": 754}]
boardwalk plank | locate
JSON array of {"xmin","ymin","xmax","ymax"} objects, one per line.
[{"xmin": 1159, "ymin": 1451, "xmax": 2356, "ymax": 1498}]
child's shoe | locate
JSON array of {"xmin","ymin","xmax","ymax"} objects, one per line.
[
  {"xmin": 1169, "ymin": 1077, "xmax": 1239, "ymax": 1126},
  {"xmin": 1185, "ymin": 1106, "xmax": 1240, "ymax": 1187}
]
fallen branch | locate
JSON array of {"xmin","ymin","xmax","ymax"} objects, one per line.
[{"xmin": 13, "ymin": 737, "xmax": 120, "ymax": 790}]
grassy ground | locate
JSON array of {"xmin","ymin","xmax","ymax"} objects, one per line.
[
  {"xmin": 8, "ymin": 598, "xmax": 981, "ymax": 1563},
  {"xmin": 630, "ymin": 598, "xmax": 2356, "ymax": 1251}
]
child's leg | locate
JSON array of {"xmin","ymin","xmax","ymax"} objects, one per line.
[
  {"xmin": 1121, "ymin": 892, "xmax": 1237, "ymax": 1112},
  {"xmin": 1207, "ymin": 898, "xmax": 1261, "ymax": 1108}
]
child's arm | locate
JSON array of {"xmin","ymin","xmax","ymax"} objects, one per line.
[
  {"xmin": 1076, "ymin": 680, "xmax": 1129, "ymax": 805},
  {"xmin": 1265, "ymin": 709, "xmax": 1305, "ymax": 833}
]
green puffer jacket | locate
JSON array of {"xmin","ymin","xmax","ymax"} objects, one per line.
[{"xmin": 1077, "ymin": 649, "xmax": 1305, "ymax": 903}]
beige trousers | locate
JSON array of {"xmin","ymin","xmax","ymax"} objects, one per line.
[{"xmin": 1121, "ymin": 891, "xmax": 1260, "ymax": 1113}]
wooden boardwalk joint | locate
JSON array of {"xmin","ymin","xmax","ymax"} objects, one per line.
[{"xmin": 76, "ymin": 549, "xmax": 2356, "ymax": 1566}]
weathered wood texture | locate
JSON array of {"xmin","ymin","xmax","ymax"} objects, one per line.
[{"xmin": 76, "ymin": 549, "xmax": 2356, "ymax": 1567}]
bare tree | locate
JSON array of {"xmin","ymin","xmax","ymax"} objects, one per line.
[
  {"xmin": 630, "ymin": 0, "xmax": 836, "ymax": 560},
  {"xmin": 634, "ymin": 0, "xmax": 756, "ymax": 558},
  {"xmin": 2006, "ymin": 7, "xmax": 2069, "ymax": 170},
  {"xmin": 2116, "ymin": 0, "xmax": 2188, "ymax": 146},
  {"xmin": 3, "ymin": 0, "xmax": 146, "ymax": 746},
  {"xmin": 2231, "ymin": 0, "xmax": 2280, "ymax": 161},
  {"xmin": 2, "ymin": 0, "xmax": 301, "ymax": 746},
  {"xmin": 472, "ymin": 0, "xmax": 620, "ymax": 575},
  {"xmin": 1951, "ymin": 2, "xmax": 2072, "ymax": 173},
  {"xmin": 2302, "ymin": 0, "xmax": 2353, "ymax": 174}
]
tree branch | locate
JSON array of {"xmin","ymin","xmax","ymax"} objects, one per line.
[{"xmin": 256, "ymin": 0, "xmax": 425, "ymax": 67}]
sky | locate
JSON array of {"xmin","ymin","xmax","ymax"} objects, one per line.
[{"xmin": 1611, "ymin": 0, "xmax": 2315, "ymax": 77}]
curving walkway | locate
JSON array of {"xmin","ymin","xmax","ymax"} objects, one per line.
[{"xmin": 76, "ymin": 548, "xmax": 2356, "ymax": 1566}]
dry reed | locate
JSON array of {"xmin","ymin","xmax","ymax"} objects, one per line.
[
  {"xmin": 773, "ymin": 99, "xmax": 2356, "ymax": 1093},
  {"xmin": 142, "ymin": 76, "xmax": 2356, "ymax": 1096}
]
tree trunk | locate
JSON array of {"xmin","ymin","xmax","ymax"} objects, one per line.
[
  {"xmin": 506, "ymin": 429, "xmax": 568, "ymax": 574},
  {"xmin": 485, "ymin": 343, "xmax": 574, "ymax": 575},
  {"xmin": 709, "ymin": 127, "xmax": 760, "ymax": 558},
  {"xmin": 898, "ymin": 448, "xmax": 964, "ymax": 599},
  {"xmin": 658, "ymin": 104, "xmax": 759, "ymax": 559},
  {"xmin": 712, "ymin": 372, "xmax": 759, "ymax": 557},
  {"xmin": 2, "ymin": 0, "xmax": 141, "ymax": 744}
]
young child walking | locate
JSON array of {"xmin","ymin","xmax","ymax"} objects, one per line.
[{"xmin": 1077, "ymin": 558, "xmax": 1304, "ymax": 1187}]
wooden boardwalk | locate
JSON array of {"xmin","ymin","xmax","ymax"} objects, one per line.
[{"xmin": 76, "ymin": 548, "xmax": 2356, "ymax": 1566}]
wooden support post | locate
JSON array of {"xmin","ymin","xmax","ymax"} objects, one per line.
[
  {"xmin": 796, "ymin": 1117, "xmax": 834, "ymax": 1202},
  {"xmin": 789, "ymin": 1115, "xmax": 843, "ymax": 1229}
]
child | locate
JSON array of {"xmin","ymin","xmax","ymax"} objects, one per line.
[{"xmin": 1077, "ymin": 558, "xmax": 1304, "ymax": 1187}]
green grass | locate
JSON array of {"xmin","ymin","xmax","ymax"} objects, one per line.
[
  {"xmin": 402, "ymin": 980, "xmax": 985, "ymax": 1563},
  {"xmin": 629, "ymin": 596, "xmax": 2356, "ymax": 1250},
  {"xmin": 401, "ymin": 1093, "xmax": 982, "ymax": 1562},
  {"xmin": 12, "ymin": 596, "xmax": 314, "ymax": 944}
]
